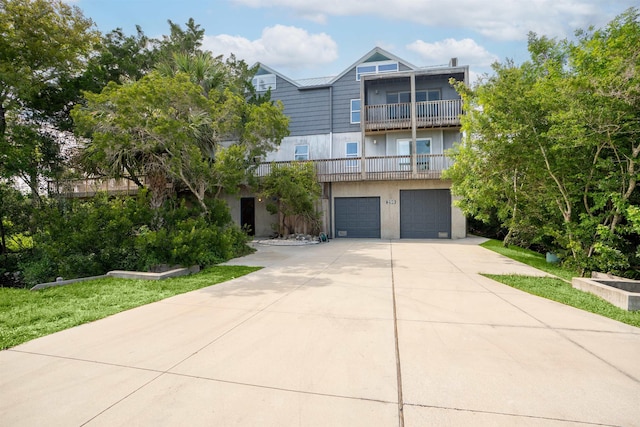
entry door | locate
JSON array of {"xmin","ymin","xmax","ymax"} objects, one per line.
[
  {"xmin": 240, "ymin": 197, "xmax": 255, "ymax": 236},
  {"xmin": 416, "ymin": 138, "xmax": 431, "ymax": 170},
  {"xmin": 397, "ymin": 140, "xmax": 411, "ymax": 170}
]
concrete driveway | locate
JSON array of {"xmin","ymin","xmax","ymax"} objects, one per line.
[{"xmin": 1, "ymin": 238, "xmax": 639, "ymax": 426}]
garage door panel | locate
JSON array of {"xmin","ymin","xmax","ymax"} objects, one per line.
[
  {"xmin": 335, "ymin": 197, "xmax": 380, "ymax": 238},
  {"xmin": 400, "ymin": 190, "xmax": 451, "ymax": 239}
]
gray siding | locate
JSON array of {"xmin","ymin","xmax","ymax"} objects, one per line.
[
  {"xmin": 270, "ymin": 76, "xmax": 331, "ymax": 136},
  {"xmin": 262, "ymin": 61, "xmax": 466, "ymax": 141},
  {"xmin": 331, "ymin": 67, "xmax": 361, "ymax": 133}
]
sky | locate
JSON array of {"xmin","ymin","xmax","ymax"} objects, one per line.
[{"xmin": 69, "ymin": 0, "xmax": 637, "ymax": 83}]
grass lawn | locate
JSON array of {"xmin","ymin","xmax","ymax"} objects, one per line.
[
  {"xmin": 480, "ymin": 239, "xmax": 578, "ymax": 281},
  {"xmin": 480, "ymin": 239, "xmax": 640, "ymax": 328},
  {"xmin": 0, "ymin": 265, "xmax": 261, "ymax": 350}
]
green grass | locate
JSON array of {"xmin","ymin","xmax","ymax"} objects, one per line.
[
  {"xmin": 480, "ymin": 239, "xmax": 640, "ymax": 328},
  {"xmin": 485, "ymin": 274, "xmax": 640, "ymax": 328},
  {"xmin": 0, "ymin": 265, "xmax": 261, "ymax": 350},
  {"xmin": 480, "ymin": 239, "xmax": 578, "ymax": 281}
]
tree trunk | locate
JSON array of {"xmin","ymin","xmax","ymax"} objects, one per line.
[
  {"xmin": 0, "ymin": 215, "xmax": 6, "ymax": 255},
  {"xmin": 0, "ymin": 102, "xmax": 6, "ymax": 138}
]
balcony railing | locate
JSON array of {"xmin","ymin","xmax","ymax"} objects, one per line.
[
  {"xmin": 255, "ymin": 154, "xmax": 452, "ymax": 183},
  {"xmin": 49, "ymin": 154, "xmax": 452, "ymax": 197},
  {"xmin": 363, "ymin": 99, "xmax": 462, "ymax": 131},
  {"xmin": 47, "ymin": 177, "xmax": 146, "ymax": 197}
]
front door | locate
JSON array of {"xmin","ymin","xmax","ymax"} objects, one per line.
[
  {"xmin": 240, "ymin": 197, "xmax": 255, "ymax": 236},
  {"xmin": 416, "ymin": 138, "xmax": 431, "ymax": 170},
  {"xmin": 397, "ymin": 139, "xmax": 411, "ymax": 171}
]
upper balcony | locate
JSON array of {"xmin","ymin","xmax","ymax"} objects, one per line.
[
  {"xmin": 360, "ymin": 67, "xmax": 466, "ymax": 133},
  {"xmin": 363, "ymin": 99, "xmax": 463, "ymax": 132}
]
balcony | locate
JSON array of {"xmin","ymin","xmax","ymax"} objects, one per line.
[
  {"xmin": 47, "ymin": 177, "xmax": 147, "ymax": 197},
  {"xmin": 49, "ymin": 154, "xmax": 452, "ymax": 197},
  {"xmin": 255, "ymin": 154, "xmax": 452, "ymax": 183},
  {"xmin": 363, "ymin": 99, "xmax": 462, "ymax": 132}
]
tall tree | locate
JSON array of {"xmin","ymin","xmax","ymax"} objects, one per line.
[
  {"xmin": 0, "ymin": 0, "xmax": 98, "ymax": 197},
  {"xmin": 73, "ymin": 72, "xmax": 217, "ymax": 211},
  {"xmin": 446, "ymin": 9, "xmax": 640, "ymax": 275},
  {"xmin": 74, "ymin": 18, "xmax": 289, "ymax": 213}
]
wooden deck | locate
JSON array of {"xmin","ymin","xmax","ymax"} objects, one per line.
[
  {"xmin": 363, "ymin": 99, "xmax": 462, "ymax": 131},
  {"xmin": 49, "ymin": 154, "xmax": 452, "ymax": 197}
]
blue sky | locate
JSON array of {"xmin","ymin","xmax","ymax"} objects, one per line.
[{"xmin": 71, "ymin": 0, "xmax": 637, "ymax": 82}]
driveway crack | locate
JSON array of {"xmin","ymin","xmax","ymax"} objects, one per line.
[{"xmin": 390, "ymin": 241, "xmax": 405, "ymax": 427}]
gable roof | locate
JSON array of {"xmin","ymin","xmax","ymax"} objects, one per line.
[
  {"xmin": 331, "ymin": 46, "xmax": 418, "ymax": 82},
  {"xmin": 253, "ymin": 46, "xmax": 442, "ymax": 89}
]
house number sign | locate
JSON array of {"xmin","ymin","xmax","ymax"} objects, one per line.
[{"xmin": 386, "ymin": 200, "xmax": 397, "ymax": 205}]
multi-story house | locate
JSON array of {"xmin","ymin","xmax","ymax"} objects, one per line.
[{"xmin": 225, "ymin": 47, "xmax": 468, "ymax": 239}]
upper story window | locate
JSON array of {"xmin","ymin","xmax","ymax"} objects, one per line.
[
  {"xmin": 386, "ymin": 90, "xmax": 441, "ymax": 104},
  {"xmin": 350, "ymin": 99, "xmax": 361, "ymax": 124},
  {"xmin": 252, "ymin": 74, "xmax": 276, "ymax": 92},
  {"xmin": 294, "ymin": 145, "xmax": 309, "ymax": 161},
  {"xmin": 356, "ymin": 61, "xmax": 399, "ymax": 81}
]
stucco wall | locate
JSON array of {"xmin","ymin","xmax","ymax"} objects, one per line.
[{"xmin": 222, "ymin": 191, "xmax": 278, "ymax": 237}]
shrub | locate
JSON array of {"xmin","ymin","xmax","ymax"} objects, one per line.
[{"xmin": 17, "ymin": 193, "xmax": 251, "ymax": 285}]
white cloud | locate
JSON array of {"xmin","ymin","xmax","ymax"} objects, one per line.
[
  {"xmin": 407, "ymin": 38, "xmax": 499, "ymax": 68},
  {"xmin": 203, "ymin": 25, "xmax": 338, "ymax": 68},
  {"xmin": 230, "ymin": 0, "xmax": 629, "ymax": 41}
]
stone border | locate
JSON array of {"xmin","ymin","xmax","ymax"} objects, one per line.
[
  {"xmin": 30, "ymin": 266, "xmax": 200, "ymax": 291},
  {"xmin": 31, "ymin": 275, "xmax": 109, "ymax": 291},
  {"xmin": 253, "ymin": 239, "xmax": 320, "ymax": 246},
  {"xmin": 572, "ymin": 277, "xmax": 640, "ymax": 311},
  {"xmin": 107, "ymin": 265, "xmax": 200, "ymax": 280}
]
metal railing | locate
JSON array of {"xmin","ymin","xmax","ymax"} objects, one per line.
[{"xmin": 363, "ymin": 99, "xmax": 462, "ymax": 131}]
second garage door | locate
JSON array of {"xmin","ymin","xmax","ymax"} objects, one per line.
[
  {"xmin": 400, "ymin": 189, "xmax": 451, "ymax": 238},
  {"xmin": 334, "ymin": 197, "xmax": 380, "ymax": 238}
]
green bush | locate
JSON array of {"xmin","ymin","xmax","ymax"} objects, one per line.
[
  {"xmin": 135, "ymin": 216, "xmax": 251, "ymax": 271},
  {"xmin": 17, "ymin": 193, "xmax": 251, "ymax": 285}
]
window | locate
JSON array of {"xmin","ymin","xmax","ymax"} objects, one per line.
[
  {"xmin": 397, "ymin": 139, "xmax": 432, "ymax": 170},
  {"xmin": 387, "ymin": 90, "xmax": 440, "ymax": 103},
  {"xmin": 386, "ymin": 92, "xmax": 411, "ymax": 104},
  {"xmin": 356, "ymin": 61, "xmax": 398, "ymax": 80},
  {"xmin": 294, "ymin": 145, "xmax": 309, "ymax": 161},
  {"xmin": 346, "ymin": 142, "xmax": 358, "ymax": 167},
  {"xmin": 252, "ymin": 74, "xmax": 276, "ymax": 92},
  {"xmin": 350, "ymin": 99, "xmax": 361, "ymax": 124},
  {"xmin": 416, "ymin": 90, "xmax": 441, "ymax": 102},
  {"xmin": 416, "ymin": 90, "xmax": 441, "ymax": 118}
]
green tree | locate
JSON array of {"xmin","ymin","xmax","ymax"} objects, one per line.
[
  {"xmin": 72, "ymin": 72, "xmax": 218, "ymax": 211},
  {"xmin": 446, "ymin": 8, "xmax": 640, "ymax": 275},
  {"xmin": 74, "ymin": 19, "xmax": 289, "ymax": 213},
  {"xmin": 260, "ymin": 162, "xmax": 322, "ymax": 236},
  {"xmin": 0, "ymin": 0, "xmax": 98, "ymax": 199}
]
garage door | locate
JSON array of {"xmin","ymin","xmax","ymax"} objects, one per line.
[
  {"xmin": 400, "ymin": 190, "xmax": 451, "ymax": 238},
  {"xmin": 335, "ymin": 197, "xmax": 380, "ymax": 238}
]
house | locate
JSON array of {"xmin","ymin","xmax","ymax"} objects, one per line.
[{"xmin": 224, "ymin": 47, "xmax": 468, "ymax": 239}]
